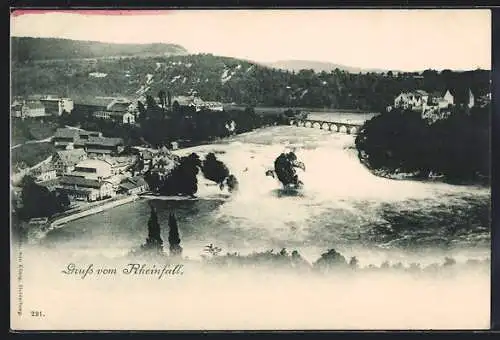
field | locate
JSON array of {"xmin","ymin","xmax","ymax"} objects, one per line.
[
  {"xmin": 11, "ymin": 118, "xmax": 59, "ymax": 146},
  {"xmin": 11, "ymin": 141, "xmax": 56, "ymax": 172}
]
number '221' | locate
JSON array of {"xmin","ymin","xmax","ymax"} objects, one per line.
[{"xmin": 30, "ymin": 310, "xmax": 45, "ymax": 317}]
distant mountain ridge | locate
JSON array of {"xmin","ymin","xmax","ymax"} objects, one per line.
[
  {"xmin": 11, "ymin": 37, "xmax": 189, "ymax": 63},
  {"xmin": 264, "ymin": 60, "xmax": 397, "ymax": 74}
]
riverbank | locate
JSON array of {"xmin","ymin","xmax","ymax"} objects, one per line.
[
  {"xmin": 49, "ymin": 194, "xmax": 140, "ymax": 229},
  {"xmin": 357, "ymin": 152, "xmax": 490, "ymax": 187}
]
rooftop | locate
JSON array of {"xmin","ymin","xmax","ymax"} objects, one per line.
[
  {"xmin": 119, "ymin": 176, "xmax": 148, "ymax": 190},
  {"xmin": 86, "ymin": 136, "xmax": 124, "ymax": 147},
  {"xmin": 59, "ymin": 175, "xmax": 110, "ymax": 189},
  {"xmin": 24, "ymin": 101, "xmax": 46, "ymax": 110},
  {"xmin": 55, "ymin": 149, "xmax": 87, "ymax": 166},
  {"xmin": 54, "ymin": 128, "xmax": 79, "ymax": 139},
  {"xmin": 75, "ymin": 158, "xmax": 112, "ymax": 170}
]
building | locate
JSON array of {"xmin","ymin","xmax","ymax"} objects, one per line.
[
  {"xmin": 172, "ymin": 95, "xmax": 204, "ymax": 112},
  {"xmin": 57, "ymin": 176, "xmax": 115, "ymax": 201},
  {"xmin": 71, "ymin": 159, "xmax": 113, "ymax": 180},
  {"xmin": 393, "ymin": 90, "xmax": 429, "ymax": 111},
  {"xmin": 21, "ymin": 101, "xmax": 47, "ymax": 118},
  {"xmin": 94, "ymin": 111, "xmax": 135, "ymax": 124},
  {"xmin": 72, "ymin": 97, "xmax": 112, "ymax": 114},
  {"xmin": 52, "ymin": 128, "xmax": 107, "ymax": 150},
  {"xmin": 57, "ymin": 158, "xmax": 117, "ymax": 201},
  {"xmin": 201, "ymin": 101, "xmax": 224, "ymax": 112},
  {"xmin": 85, "ymin": 136, "xmax": 125, "ymax": 156},
  {"xmin": 40, "ymin": 96, "xmax": 74, "ymax": 116},
  {"xmin": 92, "ymin": 98, "xmax": 136, "ymax": 124},
  {"xmin": 443, "ymin": 88, "xmax": 475, "ymax": 109},
  {"xmin": 11, "ymin": 99, "xmax": 24, "ymax": 118},
  {"xmin": 31, "ymin": 163, "xmax": 58, "ymax": 183},
  {"xmin": 51, "ymin": 149, "xmax": 88, "ymax": 175},
  {"xmin": 118, "ymin": 176, "xmax": 149, "ymax": 195}
]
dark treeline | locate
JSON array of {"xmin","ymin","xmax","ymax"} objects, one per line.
[
  {"xmin": 355, "ymin": 105, "xmax": 490, "ymax": 184},
  {"xmin": 137, "ymin": 97, "xmax": 288, "ymax": 147},
  {"xmin": 14, "ymin": 175, "xmax": 71, "ymax": 221},
  {"xmin": 59, "ymin": 96, "xmax": 288, "ymax": 148},
  {"xmin": 12, "ymin": 52, "xmax": 490, "ymax": 112}
]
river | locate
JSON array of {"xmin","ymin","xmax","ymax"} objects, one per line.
[{"xmin": 36, "ymin": 121, "xmax": 490, "ymax": 266}]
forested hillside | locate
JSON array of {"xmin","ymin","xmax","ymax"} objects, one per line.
[
  {"xmin": 11, "ymin": 37, "xmax": 188, "ymax": 63},
  {"xmin": 11, "ymin": 38, "xmax": 490, "ymax": 112}
]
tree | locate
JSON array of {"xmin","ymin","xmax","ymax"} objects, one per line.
[
  {"xmin": 168, "ymin": 212, "xmax": 182, "ymax": 257},
  {"xmin": 201, "ymin": 152, "xmax": 230, "ymax": 188},
  {"xmin": 167, "ymin": 90, "xmax": 172, "ymax": 109},
  {"xmin": 19, "ymin": 175, "xmax": 64, "ymax": 220},
  {"xmin": 143, "ymin": 204, "xmax": 163, "ymax": 253},
  {"xmin": 137, "ymin": 101, "xmax": 147, "ymax": 122},
  {"xmin": 158, "ymin": 90, "xmax": 166, "ymax": 110}
]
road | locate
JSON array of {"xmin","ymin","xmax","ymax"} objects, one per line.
[{"xmin": 11, "ymin": 136, "xmax": 53, "ymax": 150}]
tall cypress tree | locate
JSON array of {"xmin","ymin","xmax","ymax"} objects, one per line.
[
  {"xmin": 168, "ymin": 212, "xmax": 183, "ymax": 257},
  {"xmin": 145, "ymin": 205, "xmax": 163, "ymax": 252}
]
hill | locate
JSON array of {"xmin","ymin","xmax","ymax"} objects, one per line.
[
  {"xmin": 264, "ymin": 59, "xmax": 393, "ymax": 74},
  {"xmin": 11, "ymin": 47, "xmax": 490, "ymax": 112},
  {"xmin": 11, "ymin": 37, "xmax": 188, "ymax": 63}
]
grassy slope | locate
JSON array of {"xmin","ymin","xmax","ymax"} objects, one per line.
[{"xmin": 11, "ymin": 119, "xmax": 59, "ymax": 145}]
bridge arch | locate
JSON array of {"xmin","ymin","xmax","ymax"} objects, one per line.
[
  {"xmin": 339, "ymin": 125, "xmax": 348, "ymax": 134},
  {"xmin": 305, "ymin": 121, "xmax": 313, "ymax": 128},
  {"xmin": 330, "ymin": 124, "xmax": 339, "ymax": 132},
  {"xmin": 312, "ymin": 121, "xmax": 321, "ymax": 128},
  {"xmin": 289, "ymin": 120, "xmax": 295, "ymax": 126},
  {"xmin": 349, "ymin": 126, "xmax": 358, "ymax": 134}
]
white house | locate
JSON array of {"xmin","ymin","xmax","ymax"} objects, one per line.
[
  {"xmin": 394, "ymin": 90, "xmax": 429, "ymax": 112},
  {"xmin": 21, "ymin": 101, "xmax": 47, "ymax": 118},
  {"xmin": 58, "ymin": 176, "xmax": 116, "ymax": 201}
]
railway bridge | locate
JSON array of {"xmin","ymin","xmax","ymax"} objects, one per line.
[{"xmin": 289, "ymin": 119, "xmax": 363, "ymax": 135}]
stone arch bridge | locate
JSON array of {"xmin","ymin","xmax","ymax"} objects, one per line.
[{"xmin": 289, "ymin": 119, "xmax": 363, "ymax": 135}]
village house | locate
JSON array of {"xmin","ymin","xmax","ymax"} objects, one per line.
[
  {"xmin": 57, "ymin": 176, "xmax": 115, "ymax": 202},
  {"xmin": 11, "ymin": 99, "xmax": 24, "ymax": 118},
  {"xmin": 40, "ymin": 96, "xmax": 74, "ymax": 116},
  {"xmin": 118, "ymin": 176, "xmax": 149, "ymax": 195},
  {"xmin": 443, "ymin": 88, "xmax": 475, "ymax": 109},
  {"xmin": 85, "ymin": 136, "xmax": 125, "ymax": 156},
  {"xmin": 201, "ymin": 101, "xmax": 225, "ymax": 112},
  {"xmin": 56, "ymin": 158, "xmax": 118, "ymax": 201},
  {"xmin": 393, "ymin": 90, "xmax": 429, "ymax": 111},
  {"xmin": 92, "ymin": 98, "xmax": 136, "ymax": 124},
  {"xmin": 73, "ymin": 97, "xmax": 110, "ymax": 113},
  {"xmin": 52, "ymin": 128, "xmax": 123, "ymax": 156},
  {"xmin": 53, "ymin": 128, "xmax": 80, "ymax": 149},
  {"xmin": 31, "ymin": 163, "xmax": 58, "ymax": 183},
  {"xmin": 20, "ymin": 100, "xmax": 47, "ymax": 118},
  {"xmin": 51, "ymin": 149, "xmax": 88, "ymax": 175},
  {"xmin": 172, "ymin": 95, "xmax": 204, "ymax": 112}
]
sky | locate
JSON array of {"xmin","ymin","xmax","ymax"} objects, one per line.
[{"xmin": 10, "ymin": 9, "xmax": 492, "ymax": 71}]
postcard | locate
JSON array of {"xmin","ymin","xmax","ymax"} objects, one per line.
[{"xmin": 10, "ymin": 8, "xmax": 491, "ymax": 330}]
